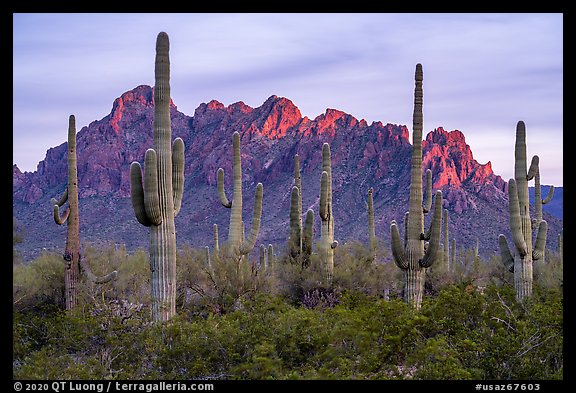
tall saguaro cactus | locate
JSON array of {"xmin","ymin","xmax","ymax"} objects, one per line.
[
  {"xmin": 443, "ymin": 209, "xmax": 450, "ymax": 272},
  {"xmin": 367, "ymin": 188, "xmax": 377, "ymax": 262},
  {"xmin": 319, "ymin": 143, "xmax": 338, "ymax": 284},
  {"xmin": 217, "ymin": 131, "xmax": 264, "ymax": 259},
  {"xmin": 389, "ymin": 64, "xmax": 443, "ymax": 309},
  {"xmin": 289, "ymin": 186, "xmax": 302, "ymax": 260},
  {"xmin": 532, "ymin": 164, "xmax": 554, "ymax": 263},
  {"xmin": 498, "ymin": 121, "xmax": 548, "ymax": 302},
  {"xmin": 51, "ymin": 115, "xmax": 117, "ymax": 310},
  {"xmin": 289, "ymin": 154, "xmax": 315, "ymax": 268},
  {"xmin": 129, "ymin": 32, "xmax": 185, "ymax": 322}
]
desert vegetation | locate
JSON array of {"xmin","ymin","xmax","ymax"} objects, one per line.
[{"xmin": 12, "ymin": 32, "xmax": 563, "ymax": 380}]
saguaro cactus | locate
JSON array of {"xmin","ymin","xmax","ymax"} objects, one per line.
[
  {"xmin": 442, "ymin": 209, "xmax": 450, "ymax": 272},
  {"xmin": 217, "ymin": 131, "xmax": 264, "ymax": 259},
  {"xmin": 389, "ymin": 64, "xmax": 443, "ymax": 309},
  {"xmin": 367, "ymin": 188, "xmax": 377, "ymax": 262},
  {"xmin": 532, "ymin": 164, "xmax": 554, "ymax": 263},
  {"xmin": 302, "ymin": 210, "xmax": 314, "ymax": 268},
  {"xmin": 319, "ymin": 143, "xmax": 338, "ymax": 284},
  {"xmin": 498, "ymin": 121, "xmax": 548, "ymax": 302},
  {"xmin": 289, "ymin": 186, "xmax": 302, "ymax": 260},
  {"xmin": 129, "ymin": 32, "xmax": 185, "ymax": 322},
  {"xmin": 213, "ymin": 223, "xmax": 220, "ymax": 260},
  {"xmin": 259, "ymin": 244, "xmax": 266, "ymax": 270},
  {"xmin": 267, "ymin": 244, "xmax": 274, "ymax": 268},
  {"xmin": 51, "ymin": 115, "xmax": 117, "ymax": 310},
  {"xmin": 289, "ymin": 154, "xmax": 315, "ymax": 268},
  {"xmin": 451, "ymin": 238, "xmax": 456, "ymax": 269}
]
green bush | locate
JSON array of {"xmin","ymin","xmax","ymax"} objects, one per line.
[{"xmin": 13, "ymin": 242, "xmax": 563, "ymax": 380}]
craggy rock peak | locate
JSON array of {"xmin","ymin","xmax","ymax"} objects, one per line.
[
  {"xmin": 12, "ymin": 85, "xmax": 562, "ymax": 261},
  {"xmin": 421, "ymin": 127, "xmax": 508, "ymax": 214},
  {"xmin": 423, "ymin": 127, "xmax": 504, "ymax": 190}
]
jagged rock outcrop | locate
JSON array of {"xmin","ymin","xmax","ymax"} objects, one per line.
[{"xmin": 13, "ymin": 86, "xmax": 563, "ymax": 262}]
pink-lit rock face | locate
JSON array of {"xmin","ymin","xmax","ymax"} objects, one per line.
[
  {"xmin": 422, "ymin": 127, "xmax": 505, "ymax": 191},
  {"xmin": 13, "ymin": 85, "xmax": 504, "ymax": 214}
]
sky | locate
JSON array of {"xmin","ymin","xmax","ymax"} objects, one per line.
[{"xmin": 13, "ymin": 13, "xmax": 563, "ymax": 186}]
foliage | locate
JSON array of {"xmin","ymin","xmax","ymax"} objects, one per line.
[{"xmin": 13, "ymin": 243, "xmax": 563, "ymax": 380}]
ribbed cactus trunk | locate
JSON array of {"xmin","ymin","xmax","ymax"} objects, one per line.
[
  {"xmin": 532, "ymin": 166, "xmax": 554, "ymax": 263},
  {"xmin": 51, "ymin": 115, "xmax": 117, "ymax": 310},
  {"xmin": 451, "ymin": 238, "xmax": 456, "ymax": 269},
  {"xmin": 259, "ymin": 244, "xmax": 266, "ymax": 270},
  {"xmin": 267, "ymin": 244, "xmax": 274, "ymax": 268},
  {"xmin": 367, "ymin": 188, "xmax": 377, "ymax": 262},
  {"xmin": 390, "ymin": 64, "xmax": 443, "ymax": 309},
  {"xmin": 319, "ymin": 143, "xmax": 338, "ymax": 285},
  {"xmin": 213, "ymin": 224, "xmax": 220, "ymax": 260},
  {"xmin": 217, "ymin": 132, "xmax": 264, "ymax": 260},
  {"xmin": 443, "ymin": 209, "xmax": 450, "ymax": 272},
  {"xmin": 130, "ymin": 32, "xmax": 185, "ymax": 322},
  {"xmin": 289, "ymin": 186, "xmax": 302, "ymax": 260},
  {"xmin": 302, "ymin": 209, "xmax": 314, "ymax": 268},
  {"xmin": 498, "ymin": 121, "xmax": 548, "ymax": 302}
]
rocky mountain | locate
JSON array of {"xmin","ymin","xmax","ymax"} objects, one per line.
[{"xmin": 13, "ymin": 85, "xmax": 563, "ymax": 263}]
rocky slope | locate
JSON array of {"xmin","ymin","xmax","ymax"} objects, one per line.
[{"xmin": 13, "ymin": 85, "xmax": 563, "ymax": 262}]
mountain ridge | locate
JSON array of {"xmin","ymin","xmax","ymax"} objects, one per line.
[{"xmin": 13, "ymin": 85, "xmax": 563, "ymax": 262}]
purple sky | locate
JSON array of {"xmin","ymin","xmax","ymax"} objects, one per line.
[{"xmin": 13, "ymin": 13, "xmax": 563, "ymax": 186}]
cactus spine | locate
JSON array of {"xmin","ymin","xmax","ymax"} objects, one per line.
[
  {"xmin": 319, "ymin": 143, "xmax": 338, "ymax": 284},
  {"xmin": 389, "ymin": 64, "xmax": 443, "ymax": 309},
  {"xmin": 443, "ymin": 209, "xmax": 450, "ymax": 272},
  {"xmin": 367, "ymin": 188, "xmax": 377, "ymax": 262},
  {"xmin": 498, "ymin": 121, "xmax": 548, "ymax": 302},
  {"xmin": 129, "ymin": 32, "xmax": 185, "ymax": 322},
  {"xmin": 217, "ymin": 132, "xmax": 264, "ymax": 259},
  {"xmin": 51, "ymin": 115, "xmax": 117, "ymax": 310}
]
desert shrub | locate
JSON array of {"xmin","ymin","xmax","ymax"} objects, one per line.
[
  {"xmin": 13, "ymin": 250, "xmax": 65, "ymax": 311},
  {"xmin": 332, "ymin": 240, "xmax": 402, "ymax": 298},
  {"xmin": 113, "ymin": 248, "xmax": 151, "ymax": 306},
  {"xmin": 176, "ymin": 245, "xmax": 275, "ymax": 316}
]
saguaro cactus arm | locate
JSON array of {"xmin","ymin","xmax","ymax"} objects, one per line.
[
  {"xmin": 423, "ymin": 169, "xmax": 433, "ymax": 213},
  {"xmin": 53, "ymin": 204, "xmax": 70, "ymax": 225},
  {"xmin": 498, "ymin": 235, "xmax": 515, "ymax": 272},
  {"xmin": 239, "ymin": 182, "xmax": 264, "ymax": 255},
  {"xmin": 51, "ymin": 187, "xmax": 70, "ymax": 225},
  {"xmin": 507, "ymin": 179, "xmax": 528, "ymax": 257},
  {"xmin": 420, "ymin": 190, "xmax": 443, "ymax": 268},
  {"xmin": 172, "ymin": 137, "xmax": 185, "ymax": 216},
  {"xmin": 532, "ymin": 220, "xmax": 548, "ymax": 261},
  {"xmin": 320, "ymin": 171, "xmax": 329, "ymax": 221},
  {"xmin": 51, "ymin": 188, "xmax": 68, "ymax": 207},
  {"xmin": 217, "ymin": 168, "xmax": 232, "ymax": 208},
  {"xmin": 527, "ymin": 155, "xmax": 539, "ymax": 181},
  {"xmin": 143, "ymin": 149, "xmax": 162, "ymax": 225},
  {"xmin": 542, "ymin": 186, "xmax": 554, "ymax": 204},
  {"xmin": 130, "ymin": 162, "xmax": 152, "ymax": 227},
  {"xmin": 79, "ymin": 257, "xmax": 117, "ymax": 284},
  {"xmin": 390, "ymin": 220, "xmax": 408, "ymax": 270}
]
